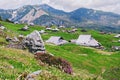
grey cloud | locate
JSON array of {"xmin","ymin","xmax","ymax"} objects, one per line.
[
  {"xmin": 42, "ymin": 0, "xmax": 120, "ymax": 14},
  {"xmin": 0, "ymin": 0, "xmax": 41, "ymax": 9},
  {"xmin": 0, "ymin": 0, "xmax": 120, "ymax": 14}
]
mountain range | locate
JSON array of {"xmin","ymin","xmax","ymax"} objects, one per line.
[{"xmin": 0, "ymin": 4, "xmax": 120, "ymax": 32}]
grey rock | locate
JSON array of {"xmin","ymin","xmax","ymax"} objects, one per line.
[
  {"xmin": 0, "ymin": 24, "xmax": 6, "ymax": 30},
  {"xmin": 20, "ymin": 25, "xmax": 29, "ymax": 31},
  {"xmin": 23, "ymin": 30, "xmax": 45, "ymax": 53},
  {"xmin": 25, "ymin": 70, "xmax": 42, "ymax": 80},
  {"xmin": 6, "ymin": 36, "xmax": 12, "ymax": 42},
  {"xmin": 12, "ymin": 37, "xmax": 19, "ymax": 42},
  {"xmin": 112, "ymin": 46, "xmax": 120, "ymax": 51},
  {"xmin": 39, "ymin": 30, "xmax": 45, "ymax": 34}
]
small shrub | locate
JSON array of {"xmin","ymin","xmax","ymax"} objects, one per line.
[{"xmin": 35, "ymin": 53, "xmax": 73, "ymax": 74}]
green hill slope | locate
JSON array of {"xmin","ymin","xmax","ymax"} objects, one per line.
[
  {"xmin": 0, "ymin": 21, "xmax": 120, "ymax": 80},
  {"xmin": 0, "ymin": 47, "xmax": 41, "ymax": 79},
  {"xmin": 1, "ymin": 21, "xmax": 120, "ymax": 50}
]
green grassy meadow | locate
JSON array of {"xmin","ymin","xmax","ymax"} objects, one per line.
[{"xmin": 0, "ymin": 21, "xmax": 120, "ymax": 80}]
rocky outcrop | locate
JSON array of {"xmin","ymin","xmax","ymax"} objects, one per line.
[{"xmin": 22, "ymin": 30, "xmax": 45, "ymax": 53}]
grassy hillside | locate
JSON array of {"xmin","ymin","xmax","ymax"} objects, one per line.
[
  {"xmin": 0, "ymin": 21, "xmax": 120, "ymax": 80},
  {"xmin": 1, "ymin": 21, "xmax": 120, "ymax": 50},
  {"xmin": 0, "ymin": 47, "xmax": 41, "ymax": 79},
  {"xmin": 46, "ymin": 44, "xmax": 120, "ymax": 76}
]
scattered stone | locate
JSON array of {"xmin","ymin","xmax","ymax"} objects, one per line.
[
  {"xmin": 46, "ymin": 27, "xmax": 59, "ymax": 32},
  {"xmin": 18, "ymin": 35, "xmax": 25, "ymax": 41},
  {"xmin": 114, "ymin": 34, "xmax": 120, "ymax": 38},
  {"xmin": 46, "ymin": 27, "xmax": 52, "ymax": 30},
  {"xmin": 39, "ymin": 30, "xmax": 45, "ymax": 34},
  {"xmin": 25, "ymin": 70, "xmax": 42, "ymax": 80},
  {"xmin": 0, "ymin": 24, "xmax": 6, "ymax": 30},
  {"xmin": 16, "ymin": 72, "xmax": 28, "ymax": 80},
  {"xmin": 6, "ymin": 36, "xmax": 12, "ymax": 42},
  {"xmin": 59, "ymin": 25, "xmax": 65, "ymax": 28},
  {"xmin": 66, "ymin": 29, "xmax": 77, "ymax": 33},
  {"xmin": 12, "ymin": 37, "xmax": 19, "ymax": 42},
  {"xmin": 7, "ymin": 42, "xmax": 24, "ymax": 49},
  {"xmin": 28, "ymin": 23, "xmax": 34, "ymax": 26},
  {"xmin": 14, "ymin": 21, "xmax": 19, "ymax": 24},
  {"xmin": 20, "ymin": 25, "xmax": 29, "ymax": 31},
  {"xmin": 112, "ymin": 46, "xmax": 120, "ymax": 51},
  {"xmin": 118, "ymin": 40, "xmax": 120, "ymax": 42},
  {"xmin": 52, "ymin": 28, "xmax": 59, "ymax": 32},
  {"xmin": 18, "ymin": 35, "xmax": 25, "ymax": 38}
]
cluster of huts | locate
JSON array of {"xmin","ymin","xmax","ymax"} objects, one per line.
[
  {"xmin": 0, "ymin": 23, "xmax": 103, "ymax": 53},
  {"xmin": 21, "ymin": 30, "xmax": 102, "ymax": 53},
  {"xmin": 1, "ymin": 22, "xmax": 120, "ymax": 53},
  {"xmin": 45, "ymin": 35, "xmax": 101, "ymax": 47},
  {"xmin": 34, "ymin": 28, "xmax": 120, "ymax": 52},
  {"xmin": 7, "ymin": 27, "xmax": 120, "ymax": 53},
  {"xmin": 11, "ymin": 29, "xmax": 102, "ymax": 53}
]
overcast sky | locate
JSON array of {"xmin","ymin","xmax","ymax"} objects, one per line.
[{"xmin": 0, "ymin": 0, "xmax": 120, "ymax": 14}]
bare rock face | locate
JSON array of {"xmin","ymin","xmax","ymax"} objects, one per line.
[{"xmin": 23, "ymin": 30, "xmax": 45, "ymax": 53}]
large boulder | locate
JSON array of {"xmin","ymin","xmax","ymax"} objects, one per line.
[{"xmin": 23, "ymin": 30, "xmax": 45, "ymax": 53}]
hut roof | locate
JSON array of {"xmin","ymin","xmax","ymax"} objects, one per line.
[
  {"xmin": 76, "ymin": 35, "xmax": 100, "ymax": 47},
  {"xmin": 46, "ymin": 36, "xmax": 68, "ymax": 45},
  {"xmin": 114, "ymin": 34, "xmax": 120, "ymax": 38}
]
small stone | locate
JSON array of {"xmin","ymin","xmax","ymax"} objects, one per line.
[{"xmin": 25, "ymin": 70, "xmax": 42, "ymax": 80}]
